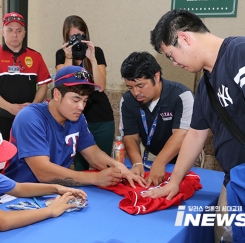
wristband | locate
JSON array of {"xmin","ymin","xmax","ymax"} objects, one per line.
[
  {"xmin": 65, "ymin": 56, "xmax": 73, "ymax": 59},
  {"xmin": 132, "ymin": 162, "xmax": 144, "ymax": 167}
]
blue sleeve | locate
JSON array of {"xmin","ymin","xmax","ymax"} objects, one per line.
[
  {"xmin": 12, "ymin": 107, "xmax": 50, "ymax": 159},
  {"xmin": 0, "ymin": 174, "xmax": 16, "ymax": 195}
]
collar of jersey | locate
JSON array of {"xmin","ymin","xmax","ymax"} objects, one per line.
[{"xmin": 3, "ymin": 43, "xmax": 27, "ymax": 56}]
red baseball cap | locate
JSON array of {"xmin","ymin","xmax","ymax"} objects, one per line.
[
  {"xmin": 0, "ymin": 133, "xmax": 17, "ymax": 163},
  {"xmin": 3, "ymin": 12, "xmax": 25, "ymax": 27}
]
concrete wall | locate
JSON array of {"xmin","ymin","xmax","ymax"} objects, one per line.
[{"xmin": 25, "ymin": 0, "xmax": 245, "ymax": 92}]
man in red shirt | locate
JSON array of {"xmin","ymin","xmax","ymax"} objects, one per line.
[{"xmin": 0, "ymin": 12, "xmax": 52, "ymax": 140}]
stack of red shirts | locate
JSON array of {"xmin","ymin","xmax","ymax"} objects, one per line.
[{"xmin": 98, "ymin": 171, "xmax": 202, "ymax": 215}]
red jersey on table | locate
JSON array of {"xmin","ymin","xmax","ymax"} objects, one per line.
[{"xmin": 98, "ymin": 171, "xmax": 202, "ymax": 215}]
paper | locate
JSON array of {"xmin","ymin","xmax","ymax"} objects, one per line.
[{"xmin": 0, "ymin": 194, "xmax": 17, "ymax": 204}]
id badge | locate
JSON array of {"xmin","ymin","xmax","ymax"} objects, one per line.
[{"xmin": 8, "ymin": 66, "xmax": 20, "ymax": 73}]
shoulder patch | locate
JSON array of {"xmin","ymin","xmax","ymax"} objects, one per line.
[{"xmin": 25, "ymin": 56, "xmax": 33, "ymax": 68}]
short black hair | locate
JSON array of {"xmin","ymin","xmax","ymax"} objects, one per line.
[
  {"xmin": 51, "ymin": 84, "xmax": 94, "ymax": 98},
  {"xmin": 151, "ymin": 10, "xmax": 210, "ymax": 53},
  {"xmin": 121, "ymin": 52, "xmax": 162, "ymax": 84}
]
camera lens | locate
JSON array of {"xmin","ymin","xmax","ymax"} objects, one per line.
[{"xmin": 74, "ymin": 43, "xmax": 83, "ymax": 51}]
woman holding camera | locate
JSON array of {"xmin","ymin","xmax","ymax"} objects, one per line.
[{"xmin": 55, "ymin": 15, "xmax": 114, "ymax": 171}]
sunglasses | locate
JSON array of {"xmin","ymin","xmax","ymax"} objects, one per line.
[
  {"xmin": 55, "ymin": 71, "xmax": 93, "ymax": 83},
  {"xmin": 3, "ymin": 16, "xmax": 25, "ymax": 25}
]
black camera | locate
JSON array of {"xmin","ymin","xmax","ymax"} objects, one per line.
[{"xmin": 67, "ymin": 33, "xmax": 88, "ymax": 60}]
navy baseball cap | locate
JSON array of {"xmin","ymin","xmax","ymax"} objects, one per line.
[{"xmin": 54, "ymin": 66, "xmax": 100, "ymax": 91}]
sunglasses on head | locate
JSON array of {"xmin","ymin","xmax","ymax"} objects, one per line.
[
  {"xmin": 3, "ymin": 16, "xmax": 25, "ymax": 24},
  {"xmin": 55, "ymin": 71, "xmax": 93, "ymax": 83}
]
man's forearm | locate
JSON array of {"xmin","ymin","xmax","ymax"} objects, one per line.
[
  {"xmin": 126, "ymin": 147, "xmax": 142, "ymax": 165},
  {"xmin": 81, "ymin": 145, "xmax": 114, "ymax": 170},
  {"xmin": 43, "ymin": 166, "xmax": 97, "ymax": 186},
  {"xmin": 26, "ymin": 157, "xmax": 98, "ymax": 186},
  {"xmin": 32, "ymin": 84, "xmax": 48, "ymax": 103},
  {"xmin": 45, "ymin": 170, "xmax": 98, "ymax": 186},
  {"xmin": 124, "ymin": 135, "xmax": 142, "ymax": 165},
  {"xmin": 169, "ymin": 128, "xmax": 209, "ymax": 185},
  {"xmin": 0, "ymin": 96, "xmax": 10, "ymax": 111}
]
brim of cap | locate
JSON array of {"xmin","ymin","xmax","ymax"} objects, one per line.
[
  {"xmin": 0, "ymin": 141, "xmax": 17, "ymax": 162},
  {"xmin": 63, "ymin": 82, "xmax": 101, "ymax": 91},
  {"xmin": 4, "ymin": 20, "xmax": 25, "ymax": 27}
]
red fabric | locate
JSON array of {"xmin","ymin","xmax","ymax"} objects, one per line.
[
  {"xmin": 98, "ymin": 171, "xmax": 202, "ymax": 215},
  {"xmin": 0, "ymin": 133, "xmax": 17, "ymax": 163}
]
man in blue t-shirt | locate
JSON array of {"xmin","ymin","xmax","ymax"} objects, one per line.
[
  {"xmin": 3, "ymin": 66, "xmax": 145, "ymax": 188},
  {"xmin": 143, "ymin": 9, "xmax": 245, "ymax": 243}
]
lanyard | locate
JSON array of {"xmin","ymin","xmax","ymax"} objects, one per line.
[{"xmin": 140, "ymin": 107, "xmax": 160, "ymax": 164}]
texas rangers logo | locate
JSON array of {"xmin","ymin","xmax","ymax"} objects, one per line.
[
  {"xmin": 160, "ymin": 112, "xmax": 173, "ymax": 121},
  {"xmin": 65, "ymin": 132, "xmax": 79, "ymax": 157},
  {"xmin": 217, "ymin": 85, "xmax": 233, "ymax": 107}
]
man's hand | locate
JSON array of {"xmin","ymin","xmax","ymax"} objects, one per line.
[
  {"xmin": 95, "ymin": 167, "xmax": 122, "ymax": 187},
  {"xmin": 145, "ymin": 162, "xmax": 166, "ymax": 187},
  {"xmin": 141, "ymin": 182, "xmax": 179, "ymax": 199},
  {"xmin": 115, "ymin": 162, "xmax": 146, "ymax": 188},
  {"xmin": 130, "ymin": 163, "xmax": 144, "ymax": 177}
]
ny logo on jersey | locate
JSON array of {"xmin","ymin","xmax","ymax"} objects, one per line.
[
  {"xmin": 65, "ymin": 132, "xmax": 79, "ymax": 157},
  {"xmin": 217, "ymin": 85, "xmax": 233, "ymax": 107}
]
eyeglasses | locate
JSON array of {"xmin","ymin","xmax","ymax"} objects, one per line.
[
  {"xmin": 55, "ymin": 71, "xmax": 93, "ymax": 83},
  {"xmin": 165, "ymin": 37, "xmax": 178, "ymax": 61},
  {"xmin": 3, "ymin": 16, "xmax": 25, "ymax": 25}
]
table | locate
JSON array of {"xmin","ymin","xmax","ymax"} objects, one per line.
[{"xmin": 0, "ymin": 159, "xmax": 224, "ymax": 243}]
